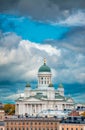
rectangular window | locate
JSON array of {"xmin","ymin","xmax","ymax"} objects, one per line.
[
  {"xmin": 27, "ymin": 122, "xmax": 29, "ymax": 125},
  {"xmin": 30, "ymin": 122, "xmax": 33, "ymax": 125}
]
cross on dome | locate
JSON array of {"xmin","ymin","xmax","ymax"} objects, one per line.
[{"xmin": 44, "ymin": 58, "xmax": 46, "ymax": 65}]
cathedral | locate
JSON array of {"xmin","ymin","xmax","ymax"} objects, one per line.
[{"xmin": 15, "ymin": 59, "xmax": 75, "ymax": 116}]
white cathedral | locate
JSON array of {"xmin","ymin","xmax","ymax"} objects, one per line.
[{"xmin": 15, "ymin": 59, "xmax": 75, "ymax": 116}]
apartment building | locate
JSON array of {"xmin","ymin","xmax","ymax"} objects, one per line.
[
  {"xmin": 59, "ymin": 116, "xmax": 85, "ymax": 130},
  {"xmin": 5, "ymin": 117, "xmax": 60, "ymax": 130}
]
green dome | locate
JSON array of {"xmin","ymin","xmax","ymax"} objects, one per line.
[
  {"xmin": 58, "ymin": 84, "xmax": 63, "ymax": 88},
  {"xmin": 26, "ymin": 83, "xmax": 31, "ymax": 88},
  {"xmin": 48, "ymin": 83, "xmax": 53, "ymax": 87},
  {"xmin": 38, "ymin": 63, "xmax": 51, "ymax": 72}
]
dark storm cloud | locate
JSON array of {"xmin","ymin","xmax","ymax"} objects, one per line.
[
  {"xmin": 61, "ymin": 27, "xmax": 85, "ymax": 54},
  {"xmin": 45, "ymin": 27, "xmax": 85, "ymax": 54},
  {"xmin": 63, "ymin": 27, "xmax": 85, "ymax": 53},
  {"xmin": 49, "ymin": 0, "xmax": 85, "ymax": 10},
  {"xmin": 0, "ymin": 0, "xmax": 85, "ymax": 21},
  {"xmin": 0, "ymin": 0, "xmax": 18, "ymax": 12}
]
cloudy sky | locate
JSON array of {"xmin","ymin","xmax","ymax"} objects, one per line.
[{"xmin": 0, "ymin": 0, "xmax": 85, "ymax": 103}]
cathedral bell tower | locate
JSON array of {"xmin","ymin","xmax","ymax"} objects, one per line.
[{"xmin": 38, "ymin": 58, "xmax": 52, "ymax": 89}]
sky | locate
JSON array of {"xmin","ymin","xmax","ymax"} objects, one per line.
[{"xmin": 0, "ymin": 0, "xmax": 85, "ymax": 103}]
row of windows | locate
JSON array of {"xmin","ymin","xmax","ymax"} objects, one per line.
[
  {"xmin": 39, "ymin": 81, "xmax": 49, "ymax": 84},
  {"xmin": 6, "ymin": 128, "xmax": 57, "ymax": 130},
  {"xmin": 6, "ymin": 122, "xmax": 55, "ymax": 125},
  {"xmin": 40, "ymin": 77, "xmax": 50, "ymax": 80},
  {"xmin": 0, "ymin": 128, "xmax": 3, "ymax": 130},
  {"xmin": 62, "ymin": 128, "xmax": 83, "ymax": 130}
]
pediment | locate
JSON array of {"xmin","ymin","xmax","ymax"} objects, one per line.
[
  {"xmin": 67, "ymin": 98, "xmax": 73, "ymax": 103},
  {"xmin": 24, "ymin": 97, "xmax": 42, "ymax": 102}
]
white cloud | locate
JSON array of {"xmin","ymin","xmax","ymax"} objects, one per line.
[
  {"xmin": 0, "ymin": 32, "xmax": 21, "ymax": 48},
  {"xmin": 0, "ymin": 35, "xmax": 61, "ymax": 82},
  {"xmin": 74, "ymin": 93, "xmax": 85, "ymax": 103},
  {"xmin": 0, "ymin": 33, "xmax": 85, "ymax": 84},
  {"xmin": 53, "ymin": 10, "xmax": 85, "ymax": 26},
  {"xmin": 4, "ymin": 93, "xmax": 24, "ymax": 100}
]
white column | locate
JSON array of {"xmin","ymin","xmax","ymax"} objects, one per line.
[
  {"xmin": 27, "ymin": 104, "xmax": 30, "ymax": 114},
  {"xmin": 39, "ymin": 104, "xmax": 41, "ymax": 113},
  {"xmin": 84, "ymin": 126, "xmax": 85, "ymax": 130},
  {"xmin": 35, "ymin": 105, "xmax": 36, "ymax": 114},
  {"xmin": 28, "ymin": 104, "xmax": 30, "ymax": 115},
  {"xmin": 21, "ymin": 104, "xmax": 25, "ymax": 115},
  {"xmin": 37, "ymin": 104, "xmax": 40, "ymax": 113},
  {"xmin": 19, "ymin": 104, "xmax": 21, "ymax": 115},
  {"xmin": 36, "ymin": 105, "xmax": 37, "ymax": 114},
  {"xmin": 38, "ymin": 105, "xmax": 40, "ymax": 113},
  {"xmin": 30, "ymin": 104, "xmax": 33, "ymax": 115},
  {"xmin": 18, "ymin": 104, "xmax": 20, "ymax": 115}
]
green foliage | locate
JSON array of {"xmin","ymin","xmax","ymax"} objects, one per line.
[{"xmin": 4, "ymin": 104, "xmax": 15, "ymax": 115}]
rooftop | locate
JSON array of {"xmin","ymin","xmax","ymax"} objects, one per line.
[
  {"xmin": 4, "ymin": 117, "xmax": 61, "ymax": 122},
  {"xmin": 38, "ymin": 58, "xmax": 51, "ymax": 73},
  {"xmin": 61, "ymin": 116, "xmax": 85, "ymax": 124}
]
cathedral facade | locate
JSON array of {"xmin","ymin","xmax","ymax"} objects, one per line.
[{"xmin": 15, "ymin": 59, "xmax": 75, "ymax": 116}]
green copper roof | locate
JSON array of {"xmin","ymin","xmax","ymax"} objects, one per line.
[
  {"xmin": 38, "ymin": 63, "xmax": 51, "ymax": 72},
  {"xmin": 27, "ymin": 94, "xmax": 47, "ymax": 100},
  {"xmin": 58, "ymin": 83, "xmax": 64, "ymax": 88},
  {"xmin": 48, "ymin": 83, "xmax": 53, "ymax": 87},
  {"xmin": 55, "ymin": 94, "xmax": 65, "ymax": 100}
]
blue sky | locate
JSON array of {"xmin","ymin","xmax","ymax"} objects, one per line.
[
  {"xmin": 0, "ymin": 14, "xmax": 70, "ymax": 43},
  {"xmin": 0, "ymin": 0, "xmax": 85, "ymax": 103}
]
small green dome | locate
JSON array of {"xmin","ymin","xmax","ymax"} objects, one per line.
[
  {"xmin": 26, "ymin": 83, "xmax": 31, "ymax": 88},
  {"xmin": 48, "ymin": 83, "xmax": 53, "ymax": 87},
  {"xmin": 58, "ymin": 84, "xmax": 63, "ymax": 88}
]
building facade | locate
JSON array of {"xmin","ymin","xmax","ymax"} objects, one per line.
[
  {"xmin": 0, "ymin": 110, "xmax": 5, "ymax": 121},
  {"xmin": 59, "ymin": 116, "xmax": 85, "ymax": 130},
  {"xmin": 5, "ymin": 118, "xmax": 59, "ymax": 130},
  {"xmin": 0, "ymin": 103, "xmax": 4, "ymax": 122},
  {"xmin": 15, "ymin": 59, "xmax": 75, "ymax": 116},
  {"xmin": 59, "ymin": 124, "xmax": 85, "ymax": 130},
  {"xmin": 4, "ymin": 116, "xmax": 85, "ymax": 130},
  {"xmin": 0, "ymin": 122, "xmax": 4, "ymax": 130}
]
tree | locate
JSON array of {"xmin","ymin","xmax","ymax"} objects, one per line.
[
  {"xmin": 4, "ymin": 104, "xmax": 15, "ymax": 115},
  {"xmin": 81, "ymin": 111, "xmax": 85, "ymax": 116}
]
